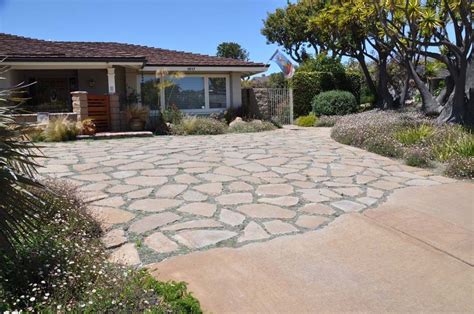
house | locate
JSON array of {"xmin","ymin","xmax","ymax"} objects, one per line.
[{"xmin": 0, "ymin": 33, "xmax": 268, "ymax": 131}]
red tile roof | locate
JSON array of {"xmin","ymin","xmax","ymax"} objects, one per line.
[{"xmin": 0, "ymin": 33, "xmax": 267, "ymax": 67}]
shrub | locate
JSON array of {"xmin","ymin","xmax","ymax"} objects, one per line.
[
  {"xmin": 0, "ymin": 182, "xmax": 202, "ymax": 312},
  {"xmin": 42, "ymin": 117, "xmax": 80, "ymax": 142},
  {"xmin": 162, "ymin": 104, "xmax": 184, "ymax": 125},
  {"xmin": 171, "ymin": 117, "xmax": 227, "ymax": 135},
  {"xmin": 394, "ymin": 124, "xmax": 435, "ymax": 145},
  {"xmin": 291, "ymin": 71, "xmax": 324, "ymax": 117},
  {"xmin": 79, "ymin": 118, "xmax": 96, "ymax": 135},
  {"xmin": 295, "ymin": 113, "xmax": 317, "ymax": 127},
  {"xmin": 314, "ymin": 115, "xmax": 339, "ymax": 127},
  {"xmin": 312, "ymin": 90, "xmax": 358, "ymax": 116},
  {"xmin": 404, "ymin": 148, "xmax": 432, "ymax": 168},
  {"xmin": 228, "ymin": 120, "xmax": 276, "ymax": 133},
  {"xmin": 444, "ymin": 157, "xmax": 474, "ymax": 178}
]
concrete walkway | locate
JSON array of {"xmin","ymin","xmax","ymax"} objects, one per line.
[{"xmin": 149, "ymin": 182, "xmax": 474, "ymax": 312}]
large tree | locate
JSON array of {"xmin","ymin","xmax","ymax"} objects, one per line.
[
  {"xmin": 261, "ymin": 0, "xmax": 327, "ymax": 63},
  {"xmin": 377, "ymin": 0, "xmax": 473, "ymax": 125},
  {"xmin": 216, "ymin": 42, "xmax": 249, "ymax": 61},
  {"xmin": 309, "ymin": 0, "xmax": 400, "ymax": 109}
]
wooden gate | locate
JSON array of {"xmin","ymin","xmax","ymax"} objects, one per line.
[{"xmin": 87, "ymin": 95, "xmax": 110, "ymax": 132}]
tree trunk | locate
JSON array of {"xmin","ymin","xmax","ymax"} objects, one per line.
[
  {"xmin": 376, "ymin": 57, "xmax": 395, "ymax": 109},
  {"xmin": 437, "ymin": 59, "xmax": 474, "ymax": 126},
  {"xmin": 436, "ymin": 75, "xmax": 455, "ymax": 106},
  {"xmin": 356, "ymin": 54, "xmax": 377, "ymax": 100},
  {"xmin": 397, "ymin": 75, "xmax": 411, "ymax": 108},
  {"xmin": 406, "ymin": 59, "xmax": 440, "ymax": 115}
]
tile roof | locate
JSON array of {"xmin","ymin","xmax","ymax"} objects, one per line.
[{"xmin": 0, "ymin": 33, "xmax": 267, "ymax": 67}]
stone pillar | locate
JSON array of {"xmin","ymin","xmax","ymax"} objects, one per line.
[
  {"xmin": 71, "ymin": 91, "xmax": 88, "ymax": 121},
  {"xmin": 109, "ymin": 94, "xmax": 121, "ymax": 131}
]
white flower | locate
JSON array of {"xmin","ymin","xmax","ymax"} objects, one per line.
[
  {"xmin": 29, "ymin": 297, "xmax": 35, "ymax": 301},
  {"xmin": 57, "ymin": 305, "xmax": 62, "ymax": 310}
]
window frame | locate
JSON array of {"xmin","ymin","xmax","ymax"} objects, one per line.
[{"xmin": 138, "ymin": 73, "xmax": 230, "ymax": 114}]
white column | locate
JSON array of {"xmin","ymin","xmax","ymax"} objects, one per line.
[{"xmin": 107, "ymin": 67, "xmax": 116, "ymax": 94}]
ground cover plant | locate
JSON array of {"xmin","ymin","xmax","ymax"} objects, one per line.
[
  {"xmin": 331, "ymin": 110, "xmax": 474, "ymax": 178},
  {"xmin": 295, "ymin": 113, "xmax": 317, "ymax": 127},
  {"xmin": 0, "ymin": 183, "xmax": 202, "ymax": 313}
]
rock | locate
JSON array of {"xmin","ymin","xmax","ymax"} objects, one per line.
[
  {"xmin": 101, "ymin": 229, "xmax": 127, "ymax": 249},
  {"xmin": 229, "ymin": 117, "xmax": 244, "ymax": 127}
]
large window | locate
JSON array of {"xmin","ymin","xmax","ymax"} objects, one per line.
[
  {"xmin": 208, "ymin": 77, "xmax": 227, "ymax": 109},
  {"xmin": 140, "ymin": 75, "xmax": 161, "ymax": 110},
  {"xmin": 165, "ymin": 77, "xmax": 205, "ymax": 110}
]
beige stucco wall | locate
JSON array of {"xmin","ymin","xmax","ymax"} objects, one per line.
[{"xmin": 230, "ymin": 72, "xmax": 242, "ymax": 108}]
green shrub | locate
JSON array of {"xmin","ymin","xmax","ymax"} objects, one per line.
[
  {"xmin": 295, "ymin": 113, "xmax": 317, "ymax": 127},
  {"xmin": 444, "ymin": 157, "xmax": 474, "ymax": 178},
  {"xmin": 171, "ymin": 117, "xmax": 227, "ymax": 135},
  {"xmin": 0, "ymin": 182, "xmax": 202, "ymax": 312},
  {"xmin": 404, "ymin": 148, "xmax": 432, "ymax": 168},
  {"xmin": 228, "ymin": 120, "xmax": 275, "ymax": 133},
  {"xmin": 162, "ymin": 104, "xmax": 184, "ymax": 125},
  {"xmin": 312, "ymin": 90, "xmax": 358, "ymax": 116},
  {"xmin": 291, "ymin": 71, "xmax": 324, "ymax": 117},
  {"xmin": 394, "ymin": 124, "xmax": 435, "ymax": 145},
  {"xmin": 314, "ymin": 115, "xmax": 339, "ymax": 127},
  {"xmin": 42, "ymin": 117, "xmax": 80, "ymax": 142}
]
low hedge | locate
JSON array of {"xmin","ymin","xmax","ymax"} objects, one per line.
[{"xmin": 312, "ymin": 90, "xmax": 358, "ymax": 116}]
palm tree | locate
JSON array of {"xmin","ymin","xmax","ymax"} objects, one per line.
[{"xmin": 0, "ymin": 76, "xmax": 47, "ymax": 253}]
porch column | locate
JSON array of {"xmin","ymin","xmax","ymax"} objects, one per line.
[
  {"xmin": 107, "ymin": 67, "xmax": 116, "ymax": 94},
  {"xmin": 71, "ymin": 91, "xmax": 88, "ymax": 122}
]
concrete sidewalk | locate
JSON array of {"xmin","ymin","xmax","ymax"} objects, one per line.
[{"xmin": 149, "ymin": 183, "xmax": 474, "ymax": 313}]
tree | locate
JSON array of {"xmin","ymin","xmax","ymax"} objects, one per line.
[
  {"xmin": 261, "ymin": 0, "xmax": 326, "ymax": 63},
  {"xmin": 377, "ymin": 0, "xmax": 473, "ymax": 125},
  {"xmin": 216, "ymin": 42, "xmax": 249, "ymax": 61},
  {"xmin": 309, "ymin": 0, "xmax": 399, "ymax": 109}
]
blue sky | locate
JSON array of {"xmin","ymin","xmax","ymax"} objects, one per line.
[{"xmin": 0, "ymin": 0, "xmax": 287, "ymax": 75}]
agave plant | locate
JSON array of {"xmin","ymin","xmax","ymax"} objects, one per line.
[{"xmin": 0, "ymin": 81, "xmax": 47, "ymax": 253}]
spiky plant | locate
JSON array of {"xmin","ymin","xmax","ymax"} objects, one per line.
[{"xmin": 0, "ymin": 81, "xmax": 47, "ymax": 253}]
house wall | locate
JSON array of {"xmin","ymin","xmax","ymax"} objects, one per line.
[
  {"xmin": 230, "ymin": 73, "xmax": 242, "ymax": 108},
  {"xmin": 77, "ymin": 69, "xmax": 108, "ymax": 95}
]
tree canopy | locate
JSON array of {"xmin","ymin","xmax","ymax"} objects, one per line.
[
  {"xmin": 216, "ymin": 42, "xmax": 249, "ymax": 61},
  {"xmin": 261, "ymin": 0, "xmax": 474, "ymax": 125}
]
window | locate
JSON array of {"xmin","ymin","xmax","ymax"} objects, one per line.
[
  {"xmin": 165, "ymin": 77, "xmax": 205, "ymax": 110},
  {"xmin": 141, "ymin": 75, "xmax": 160, "ymax": 110},
  {"xmin": 208, "ymin": 77, "xmax": 227, "ymax": 109}
]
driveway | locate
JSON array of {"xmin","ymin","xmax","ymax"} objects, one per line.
[
  {"xmin": 39, "ymin": 127, "xmax": 474, "ymax": 312},
  {"xmin": 40, "ymin": 127, "xmax": 458, "ymax": 265}
]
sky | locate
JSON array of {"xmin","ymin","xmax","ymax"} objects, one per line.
[{"xmin": 0, "ymin": 0, "xmax": 287, "ymax": 75}]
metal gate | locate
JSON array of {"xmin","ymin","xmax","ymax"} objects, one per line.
[
  {"xmin": 87, "ymin": 95, "xmax": 110, "ymax": 132},
  {"xmin": 267, "ymin": 88, "xmax": 293, "ymax": 125}
]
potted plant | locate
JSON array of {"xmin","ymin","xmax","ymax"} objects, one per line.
[{"xmin": 126, "ymin": 105, "xmax": 149, "ymax": 131}]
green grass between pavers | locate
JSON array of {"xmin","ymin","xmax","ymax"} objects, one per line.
[
  {"xmin": 331, "ymin": 110, "xmax": 474, "ymax": 178},
  {"xmin": 0, "ymin": 182, "xmax": 202, "ymax": 313}
]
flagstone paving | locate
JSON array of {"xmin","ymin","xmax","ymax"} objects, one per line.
[{"xmin": 38, "ymin": 127, "xmax": 456, "ymax": 266}]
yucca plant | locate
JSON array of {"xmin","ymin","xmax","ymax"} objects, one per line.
[{"xmin": 0, "ymin": 82, "xmax": 48, "ymax": 254}]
